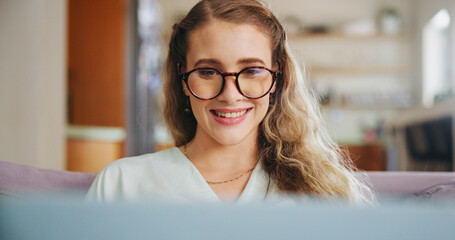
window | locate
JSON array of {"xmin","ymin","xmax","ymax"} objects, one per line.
[{"xmin": 422, "ymin": 9, "xmax": 452, "ymax": 107}]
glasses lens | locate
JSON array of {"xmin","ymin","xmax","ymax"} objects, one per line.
[
  {"xmin": 187, "ymin": 69, "xmax": 223, "ymax": 99},
  {"xmin": 238, "ymin": 68, "xmax": 273, "ymax": 98}
]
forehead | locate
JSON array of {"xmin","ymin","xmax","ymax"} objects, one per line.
[{"xmin": 186, "ymin": 20, "xmax": 272, "ymax": 70}]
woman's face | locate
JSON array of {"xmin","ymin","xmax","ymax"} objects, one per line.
[{"xmin": 184, "ymin": 20, "xmax": 274, "ymax": 146}]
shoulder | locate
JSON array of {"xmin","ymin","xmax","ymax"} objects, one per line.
[
  {"xmin": 85, "ymin": 147, "xmax": 190, "ymax": 202},
  {"xmin": 96, "ymin": 147, "xmax": 192, "ymax": 182},
  {"xmin": 105, "ymin": 147, "xmax": 184, "ymax": 173}
]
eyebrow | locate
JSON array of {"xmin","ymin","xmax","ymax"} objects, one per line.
[
  {"xmin": 193, "ymin": 59, "xmax": 222, "ymax": 68},
  {"xmin": 193, "ymin": 58, "xmax": 266, "ymax": 68},
  {"xmin": 237, "ymin": 58, "xmax": 266, "ymax": 66}
]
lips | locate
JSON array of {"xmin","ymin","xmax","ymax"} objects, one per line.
[{"xmin": 210, "ymin": 108, "xmax": 252, "ymax": 125}]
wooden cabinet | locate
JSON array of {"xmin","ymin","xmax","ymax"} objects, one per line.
[
  {"xmin": 66, "ymin": 139, "xmax": 123, "ymax": 173},
  {"xmin": 66, "ymin": 125, "xmax": 126, "ymax": 172},
  {"xmin": 343, "ymin": 144, "xmax": 386, "ymax": 171},
  {"xmin": 67, "ymin": 0, "xmax": 126, "ymax": 127},
  {"xmin": 67, "ymin": 0, "xmax": 127, "ymax": 172}
]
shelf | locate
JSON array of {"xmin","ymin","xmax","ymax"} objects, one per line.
[
  {"xmin": 288, "ymin": 33, "xmax": 411, "ymax": 76},
  {"xmin": 66, "ymin": 125, "xmax": 126, "ymax": 142},
  {"xmin": 288, "ymin": 32, "xmax": 408, "ymax": 40},
  {"xmin": 309, "ymin": 66, "xmax": 409, "ymax": 76},
  {"xmin": 321, "ymin": 105, "xmax": 411, "ymax": 110},
  {"xmin": 320, "ymin": 94, "xmax": 413, "ymax": 110}
]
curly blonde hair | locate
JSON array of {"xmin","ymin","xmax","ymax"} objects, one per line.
[{"xmin": 163, "ymin": 0, "xmax": 374, "ymax": 203}]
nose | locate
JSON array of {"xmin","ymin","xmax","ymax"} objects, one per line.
[{"xmin": 216, "ymin": 76, "xmax": 243, "ymax": 103}]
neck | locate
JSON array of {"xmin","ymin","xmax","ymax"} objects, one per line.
[{"xmin": 184, "ymin": 132, "xmax": 258, "ymax": 173}]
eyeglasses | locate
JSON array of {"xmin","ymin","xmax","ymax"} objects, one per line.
[{"xmin": 180, "ymin": 66, "xmax": 281, "ymax": 100}]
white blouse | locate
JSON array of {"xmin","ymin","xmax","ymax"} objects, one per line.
[{"xmin": 85, "ymin": 147, "xmax": 291, "ymax": 205}]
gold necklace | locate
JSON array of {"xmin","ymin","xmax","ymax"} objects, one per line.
[{"xmin": 182, "ymin": 145, "xmax": 255, "ymax": 185}]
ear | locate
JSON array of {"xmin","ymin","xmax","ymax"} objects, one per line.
[
  {"xmin": 270, "ymin": 81, "xmax": 276, "ymax": 93},
  {"xmin": 270, "ymin": 62, "xmax": 280, "ymax": 94},
  {"xmin": 177, "ymin": 62, "xmax": 185, "ymax": 74},
  {"xmin": 182, "ymin": 80, "xmax": 190, "ymax": 97}
]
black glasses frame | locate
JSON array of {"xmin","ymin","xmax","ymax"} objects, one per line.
[{"xmin": 180, "ymin": 66, "xmax": 282, "ymax": 100}]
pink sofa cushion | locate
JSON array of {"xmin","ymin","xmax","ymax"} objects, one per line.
[
  {"xmin": 366, "ymin": 171, "xmax": 455, "ymax": 196},
  {"xmin": 413, "ymin": 180, "xmax": 455, "ymax": 200},
  {"xmin": 1, "ymin": 161, "xmax": 455, "ymax": 201},
  {"xmin": 0, "ymin": 161, "xmax": 96, "ymax": 198}
]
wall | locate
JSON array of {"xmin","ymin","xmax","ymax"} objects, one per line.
[
  {"xmin": 0, "ymin": 0, "xmax": 66, "ymax": 169},
  {"xmin": 155, "ymin": 0, "xmax": 413, "ymax": 35},
  {"xmin": 412, "ymin": 0, "xmax": 455, "ymax": 106},
  {"xmin": 155, "ymin": 0, "xmax": 414, "ymax": 144},
  {"xmin": 386, "ymin": 0, "xmax": 455, "ymax": 171}
]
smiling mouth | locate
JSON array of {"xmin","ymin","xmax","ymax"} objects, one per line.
[{"xmin": 211, "ymin": 108, "xmax": 251, "ymax": 118}]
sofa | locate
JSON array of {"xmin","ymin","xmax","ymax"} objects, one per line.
[
  {"xmin": 1, "ymin": 161, "xmax": 455, "ymax": 201},
  {"xmin": 0, "ymin": 161, "xmax": 96, "ymax": 200}
]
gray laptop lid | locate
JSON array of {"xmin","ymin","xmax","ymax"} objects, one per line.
[{"xmin": 1, "ymin": 198, "xmax": 454, "ymax": 240}]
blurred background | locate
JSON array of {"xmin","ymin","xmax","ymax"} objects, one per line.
[{"xmin": 0, "ymin": 0, "xmax": 453, "ymax": 173}]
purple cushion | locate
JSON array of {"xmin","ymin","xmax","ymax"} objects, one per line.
[
  {"xmin": 0, "ymin": 161, "xmax": 96, "ymax": 199},
  {"xmin": 366, "ymin": 171, "xmax": 455, "ymax": 196},
  {"xmin": 413, "ymin": 180, "xmax": 455, "ymax": 200}
]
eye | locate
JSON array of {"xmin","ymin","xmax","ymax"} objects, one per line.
[
  {"xmin": 197, "ymin": 69, "xmax": 218, "ymax": 77},
  {"xmin": 242, "ymin": 67, "xmax": 265, "ymax": 77}
]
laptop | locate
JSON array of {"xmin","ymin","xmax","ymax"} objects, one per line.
[{"xmin": 1, "ymin": 196, "xmax": 454, "ymax": 240}]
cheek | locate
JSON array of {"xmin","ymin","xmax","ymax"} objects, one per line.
[
  {"xmin": 189, "ymin": 97, "xmax": 208, "ymax": 118},
  {"xmin": 256, "ymin": 97, "xmax": 271, "ymax": 116}
]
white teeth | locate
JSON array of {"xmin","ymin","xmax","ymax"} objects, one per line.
[{"xmin": 215, "ymin": 109, "xmax": 247, "ymax": 118}]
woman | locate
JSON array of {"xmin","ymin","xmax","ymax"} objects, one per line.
[{"xmin": 86, "ymin": 0, "xmax": 373, "ymax": 204}]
